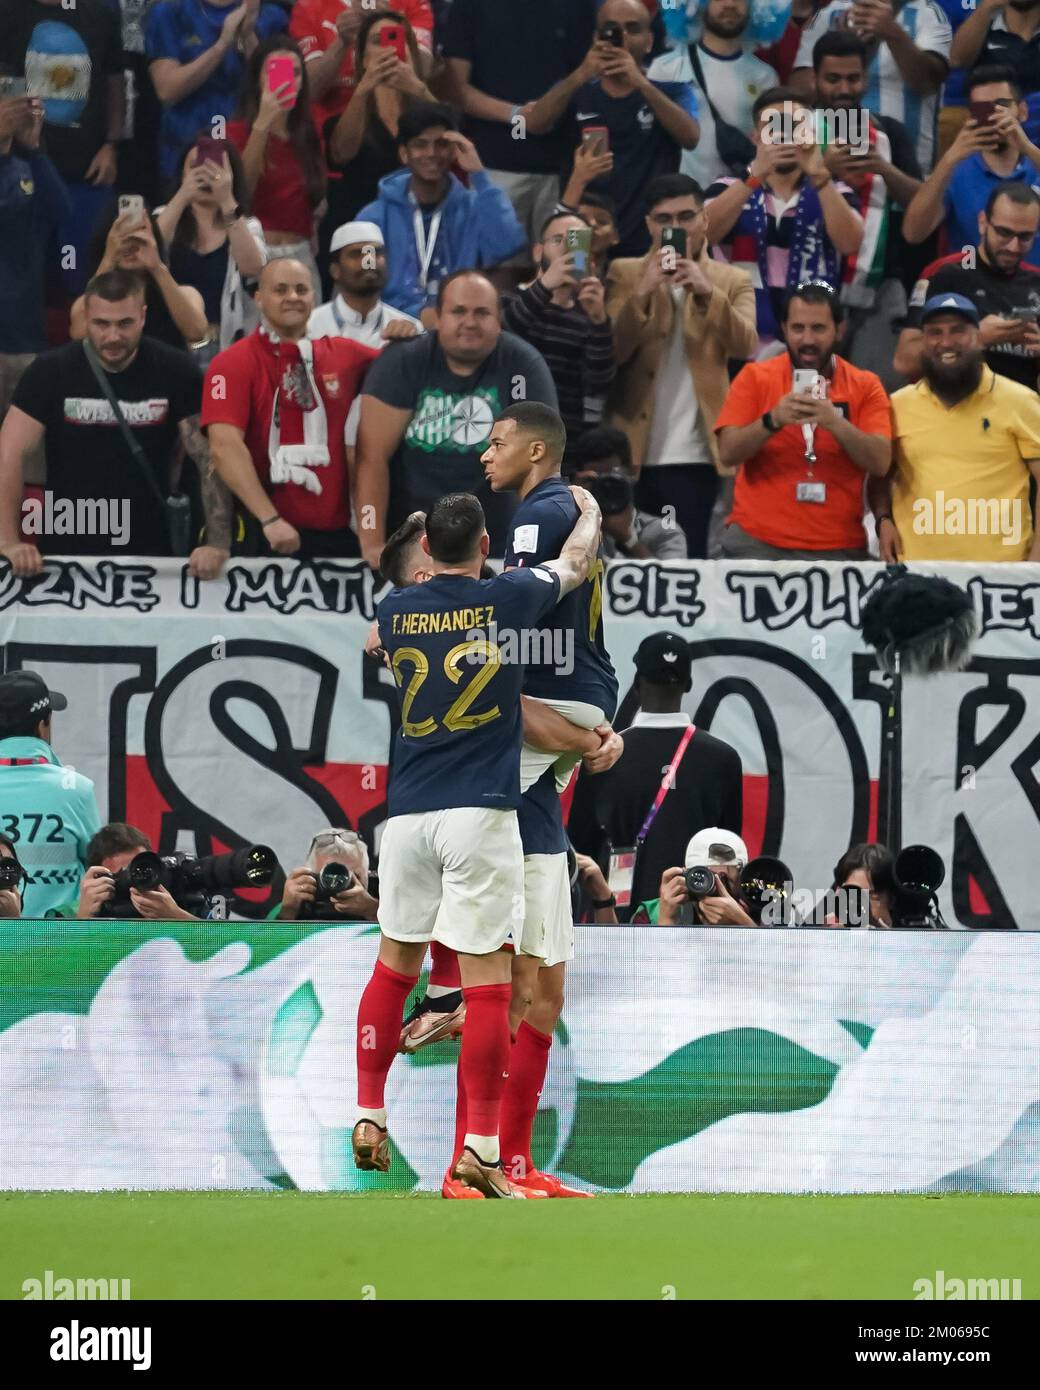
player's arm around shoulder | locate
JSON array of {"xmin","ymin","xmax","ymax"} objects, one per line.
[{"xmin": 540, "ymin": 486, "xmax": 602, "ymax": 597}]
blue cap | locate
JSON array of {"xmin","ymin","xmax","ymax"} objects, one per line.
[{"xmin": 920, "ymin": 293, "xmax": 980, "ymax": 326}]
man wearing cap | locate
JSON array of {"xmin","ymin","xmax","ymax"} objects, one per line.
[
  {"xmin": 203, "ymin": 259, "xmax": 380, "ymax": 559},
  {"xmin": 308, "ymin": 222, "xmax": 424, "ymax": 346},
  {"xmin": 715, "ymin": 280, "xmax": 893, "ymax": 560},
  {"xmin": 0, "ymin": 671, "xmax": 101, "ymax": 918},
  {"xmin": 568, "ymin": 630, "xmax": 743, "ymax": 921},
  {"xmin": 894, "ymin": 182, "xmax": 1040, "ymax": 392},
  {"xmin": 872, "ymin": 292, "xmax": 1040, "ymax": 562},
  {"xmin": 631, "ymin": 828, "xmax": 755, "ymax": 926}
]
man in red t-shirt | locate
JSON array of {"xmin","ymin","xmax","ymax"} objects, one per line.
[
  {"xmin": 290, "ymin": 0, "xmax": 434, "ymax": 128},
  {"xmin": 202, "ymin": 259, "xmax": 378, "ymax": 558},
  {"xmin": 714, "ymin": 282, "xmax": 893, "ymax": 559}
]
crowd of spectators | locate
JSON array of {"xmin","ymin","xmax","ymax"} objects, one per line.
[{"xmin": 1, "ymin": 0, "xmax": 1040, "ymax": 572}]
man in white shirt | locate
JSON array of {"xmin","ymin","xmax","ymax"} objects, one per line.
[
  {"xmin": 678, "ymin": 0, "xmax": 779, "ymax": 189},
  {"xmin": 308, "ymin": 222, "xmax": 424, "ymax": 346},
  {"xmin": 791, "ymin": 1, "xmax": 952, "ymax": 171}
]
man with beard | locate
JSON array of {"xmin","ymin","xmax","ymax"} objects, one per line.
[
  {"xmin": 679, "ymin": 0, "xmax": 779, "ymax": 189},
  {"xmin": 715, "ymin": 280, "xmax": 892, "ymax": 558},
  {"xmin": 902, "ymin": 67, "xmax": 1040, "ymax": 259},
  {"xmin": 308, "ymin": 222, "xmax": 423, "ymax": 344},
  {"xmin": 894, "ymin": 181, "xmax": 1040, "ymax": 388},
  {"xmin": 873, "ymin": 293, "xmax": 1040, "ymax": 561},
  {"xmin": 950, "ymin": 0, "xmax": 1040, "ymax": 114},
  {"xmin": 705, "ymin": 87, "xmax": 864, "ymax": 357},
  {"xmin": 502, "ymin": 211, "xmax": 615, "ymax": 459}
]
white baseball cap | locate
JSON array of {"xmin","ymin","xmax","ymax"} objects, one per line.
[
  {"xmin": 329, "ymin": 221, "xmax": 385, "ymax": 254},
  {"xmin": 684, "ymin": 828, "xmax": 749, "ymax": 871}
]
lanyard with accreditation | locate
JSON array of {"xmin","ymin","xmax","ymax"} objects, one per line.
[
  {"xmin": 608, "ymin": 724, "xmax": 696, "ymax": 908},
  {"xmin": 412, "ymin": 203, "xmax": 443, "ymax": 292}
]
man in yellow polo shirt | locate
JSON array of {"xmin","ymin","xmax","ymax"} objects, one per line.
[{"xmin": 873, "ymin": 293, "xmax": 1040, "ymax": 563}]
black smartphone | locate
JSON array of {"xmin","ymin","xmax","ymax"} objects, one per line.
[
  {"xmin": 599, "ymin": 21, "xmax": 624, "ymax": 47},
  {"xmin": 660, "ymin": 226, "xmax": 687, "ymax": 271}
]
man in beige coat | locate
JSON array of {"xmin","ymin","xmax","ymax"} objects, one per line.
[{"xmin": 605, "ymin": 173, "xmax": 757, "ymax": 557}]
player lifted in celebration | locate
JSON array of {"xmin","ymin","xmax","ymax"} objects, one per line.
[
  {"xmin": 478, "ymin": 401, "xmax": 619, "ymax": 1198},
  {"xmin": 353, "ymin": 488, "xmax": 603, "ymax": 1198}
]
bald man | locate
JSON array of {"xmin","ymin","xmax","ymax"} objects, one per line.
[{"xmin": 202, "ymin": 258, "xmax": 380, "ymax": 558}]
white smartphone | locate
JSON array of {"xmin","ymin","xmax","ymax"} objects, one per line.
[
  {"xmin": 118, "ymin": 194, "xmax": 145, "ymax": 226},
  {"xmin": 793, "ymin": 368, "xmax": 825, "ymax": 396}
]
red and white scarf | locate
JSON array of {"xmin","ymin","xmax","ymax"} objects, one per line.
[
  {"xmin": 259, "ymin": 323, "xmax": 329, "ymax": 495},
  {"xmin": 820, "ymin": 119, "xmax": 892, "ymax": 309}
]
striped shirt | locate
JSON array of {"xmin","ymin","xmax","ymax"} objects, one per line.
[
  {"xmin": 502, "ymin": 278, "xmax": 616, "ymax": 443},
  {"xmin": 795, "ymin": 1, "xmax": 952, "ymax": 172}
]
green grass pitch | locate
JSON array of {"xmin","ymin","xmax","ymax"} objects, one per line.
[{"xmin": 3, "ymin": 1193, "xmax": 1038, "ymax": 1300}]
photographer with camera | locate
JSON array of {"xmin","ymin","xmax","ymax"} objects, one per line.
[
  {"xmin": 632, "ymin": 829, "xmax": 756, "ymax": 926},
  {"xmin": 569, "ymin": 425, "xmax": 687, "ymax": 560},
  {"xmin": 48, "ymin": 824, "xmax": 198, "ymax": 920},
  {"xmin": 274, "ymin": 828, "xmax": 378, "ymax": 921},
  {"xmin": 0, "ymin": 832, "xmax": 26, "ymax": 918}
]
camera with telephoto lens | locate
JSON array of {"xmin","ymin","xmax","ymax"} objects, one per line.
[
  {"xmin": 890, "ymin": 845, "xmax": 948, "ymax": 928},
  {"xmin": 683, "ymin": 865, "xmax": 717, "ymax": 900},
  {"xmin": 102, "ymin": 845, "xmax": 277, "ymax": 917},
  {"xmin": 584, "ymin": 470, "xmax": 634, "ymax": 518},
  {"xmin": 740, "ymin": 856, "xmax": 794, "ymax": 925},
  {"xmin": 0, "ymin": 857, "xmax": 24, "ymax": 891},
  {"xmin": 295, "ymin": 861, "xmax": 356, "ymax": 920}
]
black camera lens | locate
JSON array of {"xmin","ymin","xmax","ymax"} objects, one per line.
[
  {"xmin": 0, "ymin": 858, "xmax": 23, "ymax": 890},
  {"xmin": 316, "ymin": 861, "xmax": 353, "ymax": 898},
  {"xmin": 684, "ymin": 865, "xmax": 717, "ymax": 899}
]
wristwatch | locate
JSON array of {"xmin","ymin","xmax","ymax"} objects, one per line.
[
  {"xmin": 761, "ymin": 410, "xmax": 780, "ymax": 434},
  {"xmin": 591, "ymin": 893, "xmax": 616, "ymax": 909},
  {"xmin": 220, "ymin": 203, "xmax": 244, "ymax": 227}
]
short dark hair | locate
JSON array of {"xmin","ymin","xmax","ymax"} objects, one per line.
[
  {"xmin": 496, "ymin": 402, "xmax": 567, "ymax": 466},
  {"xmin": 984, "ymin": 179, "xmax": 1040, "ymax": 219},
  {"xmin": 645, "ymin": 173, "xmax": 703, "ymax": 212},
  {"xmin": 831, "ymin": 842, "xmax": 896, "ymax": 899},
  {"xmin": 752, "ymin": 85, "xmax": 806, "ymax": 122},
  {"xmin": 380, "ymin": 511, "xmax": 427, "ymax": 589},
  {"xmin": 966, "ymin": 64, "xmax": 1022, "ymax": 100},
  {"xmin": 86, "ymin": 822, "xmax": 151, "ymax": 868},
  {"xmin": 783, "ymin": 279, "xmax": 844, "ymax": 325},
  {"xmin": 812, "ymin": 29, "xmax": 868, "ymax": 71},
  {"xmin": 435, "ymin": 268, "xmax": 499, "ymax": 311},
  {"xmin": 537, "ymin": 208, "xmax": 590, "ymax": 243},
  {"xmin": 577, "ymin": 189, "xmax": 619, "ymax": 223},
  {"xmin": 425, "ymin": 493, "xmax": 486, "ymax": 565},
  {"xmin": 84, "ymin": 268, "xmax": 147, "ymax": 305},
  {"xmin": 0, "ymin": 832, "xmax": 21, "ymax": 864},
  {"xmin": 397, "ymin": 100, "xmax": 457, "ymax": 146},
  {"xmin": 572, "ymin": 425, "xmax": 633, "ymax": 475}
]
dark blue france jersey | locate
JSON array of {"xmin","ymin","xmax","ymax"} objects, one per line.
[
  {"xmin": 517, "ymin": 765, "xmax": 567, "ymax": 856},
  {"xmin": 378, "ymin": 567, "xmax": 561, "ymax": 815},
  {"xmin": 504, "ymin": 477, "xmax": 618, "ymax": 716}
]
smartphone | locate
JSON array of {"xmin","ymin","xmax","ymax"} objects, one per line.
[
  {"xmin": 0, "ymin": 76, "xmax": 28, "ymax": 99},
  {"xmin": 266, "ymin": 54, "xmax": 298, "ymax": 108},
  {"xmin": 1008, "ymin": 306, "xmax": 1038, "ymax": 322},
  {"xmin": 566, "ymin": 225, "xmax": 593, "ymax": 276},
  {"xmin": 793, "ymin": 368, "xmax": 826, "ymax": 396},
  {"xmin": 582, "ymin": 125, "xmax": 609, "ymax": 156},
  {"xmin": 118, "ymin": 193, "xmax": 145, "ymax": 227},
  {"xmin": 379, "ymin": 23, "xmax": 407, "ymax": 62},
  {"xmin": 599, "ymin": 20, "xmax": 624, "ymax": 46},
  {"xmin": 969, "ymin": 99, "xmax": 998, "ymax": 127},
  {"xmin": 660, "ymin": 226, "xmax": 686, "ymax": 273},
  {"xmin": 192, "ymin": 136, "xmax": 225, "ymax": 168}
]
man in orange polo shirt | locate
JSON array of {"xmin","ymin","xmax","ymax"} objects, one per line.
[{"xmin": 715, "ymin": 281, "xmax": 893, "ymax": 559}]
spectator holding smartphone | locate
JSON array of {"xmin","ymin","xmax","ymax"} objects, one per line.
[
  {"xmin": 322, "ymin": 11, "xmax": 435, "ymax": 240},
  {"xmin": 226, "ymin": 38, "xmax": 326, "ymax": 297},
  {"xmin": 155, "ymin": 138, "xmax": 267, "ymax": 359},
  {"xmin": 146, "ymin": 0, "xmax": 288, "ymax": 181},
  {"xmin": 894, "ymin": 183, "xmax": 1040, "ymax": 388},
  {"xmin": 950, "ymin": 0, "xmax": 1040, "ymax": 125},
  {"xmin": 901, "ymin": 67, "xmax": 1040, "ymax": 262},
  {"xmin": 523, "ymin": 0, "xmax": 700, "ymax": 257},
  {"xmin": 69, "ymin": 202, "xmax": 209, "ymax": 350}
]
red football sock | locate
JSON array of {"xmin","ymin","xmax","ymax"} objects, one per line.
[
  {"xmin": 451, "ymin": 1064, "xmax": 468, "ymax": 1168},
  {"xmin": 499, "ymin": 1020, "xmax": 553, "ymax": 1180},
  {"xmin": 429, "ymin": 940, "xmax": 461, "ymax": 990},
  {"xmin": 458, "ymin": 982, "xmax": 512, "ymax": 1140},
  {"xmin": 356, "ymin": 960, "xmax": 418, "ymax": 1110}
]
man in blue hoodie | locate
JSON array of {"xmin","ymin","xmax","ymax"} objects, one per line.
[{"xmin": 356, "ymin": 101, "xmax": 526, "ymax": 323}]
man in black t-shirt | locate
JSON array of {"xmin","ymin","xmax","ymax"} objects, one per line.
[
  {"xmin": 354, "ymin": 269, "xmax": 558, "ymax": 565},
  {"xmin": 567, "ymin": 630, "xmax": 744, "ymax": 922},
  {"xmin": 894, "ymin": 181, "xmax": 1040, "ymax": 389},
  {"xmin": 0, "ymin": 268, "xmax": 229, "ymax": 572},
  {"xmin": 0, "ymin": 0, "xmax": 126, "ymax": 294}
]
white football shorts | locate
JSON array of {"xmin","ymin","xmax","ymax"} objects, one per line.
[
  {"xmin": 516, "ymin": 850, "xmax": 574, "ymax": 967},
  {"xmin": 520, "ymin": 697, "xmax": 607, "ymax": 793}
]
